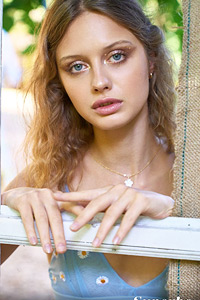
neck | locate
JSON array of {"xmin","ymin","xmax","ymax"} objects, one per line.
[{"xmin": 90, "ymin": 117, "xmax": 160, "ymax": 176}]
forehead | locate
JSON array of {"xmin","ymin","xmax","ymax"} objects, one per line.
[{"xmin": 56, "ymin": 11, "xmax": 141, "ymax": 57}]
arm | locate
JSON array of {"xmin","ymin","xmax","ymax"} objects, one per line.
[
  {"xmin": 1, "ymin": 170, "xmax": 27, "ymax": 264},
  {"xmin": 1, "ymin": 168, "xmax": 85, "ymax": 262},
  {"xmin": 1, "ymin": 169, "xmax": 67, "ymax": 262}
]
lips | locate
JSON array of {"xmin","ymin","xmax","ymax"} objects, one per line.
[
  {"xmin": 92, "ymin": 98, "xmax": 122, "ymax": 109},
  {"xmin": 92, "ymin": 98, "xmax": 123, "ymax": 116}
]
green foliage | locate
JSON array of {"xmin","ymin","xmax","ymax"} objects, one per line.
[
  {"xmin": 21, "ymin": 43, "xmax": 36, "ymax": 55},
  {"xmin": 3, "ymin": 0, "xmax": 43, "ymax": 32},
  {"xmin": 141, "ymin": 0, "xmax": 183, "ymax": 67}
]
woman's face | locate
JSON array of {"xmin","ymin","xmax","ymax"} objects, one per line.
[{"xmin": 56, "ymin": 12, "xmax": 151, "ymax": 131}]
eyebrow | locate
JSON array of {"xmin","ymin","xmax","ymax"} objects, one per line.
[{"xmin": 59, "ymin": 40, "xmax": 134, "ymax": 64}]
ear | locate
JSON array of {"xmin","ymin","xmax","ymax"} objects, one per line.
[
  {"xmin": 149, "ymin": 59, "xmax": 154, "ymax": 74},
  {"xmin": 148, "ymin": 51, "xmax": 155, "ymax": 74}
]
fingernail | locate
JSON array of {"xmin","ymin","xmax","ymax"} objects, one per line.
[
  {"xmin": 113, "ymin": 236, "xmax": 120, "ymax": 245},
  {"xmin": 57, "ymin": 243, "xmax": 66, "ymax": 252},
  {"xmin": 93, "ymin": 237, "xmax": 100, "ymax": 247},
  {"xmin": 44, "ymin": 243, "xmax": 52, "ymax": 253},
  {"xmin": 30, "ymin": 236, "xmax": 37, "ymax": 245},
  {"xmin": 70, "ymin": 222, "xmax": 79, "ymax": 231}
]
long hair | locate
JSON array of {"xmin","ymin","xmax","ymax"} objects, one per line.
[{"xmin": 24, "ymin": 0, "xmax": 176, "ymax": 190}]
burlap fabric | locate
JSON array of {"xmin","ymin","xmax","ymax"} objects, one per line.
[{"xmin": 167, "ymin": 0, "xmax": 200, "ymax": 299}]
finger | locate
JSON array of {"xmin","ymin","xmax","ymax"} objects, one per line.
[
  {"xmin": 92, "ymin": 192, "xmax": 129, "ymax": 247},
  {"xmin": 44, "ymin": 201, "xmax": 67, "ymax": 254},
  {"xmin": 32, "ymin": 199, "xmax": 53, "ymax": 254},
  {"xmin": 53, "ymin": 186, "xmax": 113, "ymax": 202},
  {"xmin": 112, "ymin": 194, "xmax": 145, "ymax": 245},
  {"xmin": 18, "ymin": 202, "xmax": 38, "ymax": 245},
  {"xmin": 58, "ymin": 201, "xmax": 85, "ymax": 215},
  {"xmin": 69, "ymin": 197, "xmax": 110, "ymax": 231},
  {"xmin": 67, "ymin": 204, "xmax": 85, "ymax": 215},
  {"xmin": 70, "ymin": 184, "xmax": 125, "ymax": 231}
]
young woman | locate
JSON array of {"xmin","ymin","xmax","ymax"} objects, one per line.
[{"xmin": 1, "ymin": 0, "xmax": 176, "ymax": 299}]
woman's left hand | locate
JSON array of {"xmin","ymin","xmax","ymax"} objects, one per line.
[{"xmin": 53, "ymin": 184, "xmax": 174, "ymax": 247}]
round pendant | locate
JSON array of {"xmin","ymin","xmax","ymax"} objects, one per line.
[{"xmin": 124, "ymin": 178, "xmax": 133, "ymax": 187}]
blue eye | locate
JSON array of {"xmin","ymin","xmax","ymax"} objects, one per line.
[
  {"xmin": 112, "ymin": 53, "xmax": 122, "ymax": 61},
  {"xmin": 73, "ymin": 64, "xmax": 83, "ymax": 71},
  {"xmin": 107, "ymin": 51, "xmax": 126, "ymax": 64},
  {"xmin": 68, "ymin": 62, "xmax": 89, "ymax": 74}
]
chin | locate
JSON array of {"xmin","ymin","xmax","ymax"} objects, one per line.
[{"xmin": 94, "ymin": 120, "xmax": 131, "ymax": 131}]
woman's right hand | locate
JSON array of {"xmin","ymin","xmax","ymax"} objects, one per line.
[{"xmin": 1, "ymin": 187, "xmax": 83, "ymax": 254}]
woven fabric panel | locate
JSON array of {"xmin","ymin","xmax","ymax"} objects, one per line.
[{"xmin": 168, "ymin": 0, "xmax": 200, "ymax": 298}]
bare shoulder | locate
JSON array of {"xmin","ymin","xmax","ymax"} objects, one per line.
[
  {"xmin": 3, "ymin": 168, "xmax": 29, "ymax": 192},
  {"xmin": 3, "ymin": 167, "xmax": 58, "ymax": 192}
]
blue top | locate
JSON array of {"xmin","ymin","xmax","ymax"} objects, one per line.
[
  {"xmin": 48, "ymin": 185, "xmax": 168, "ymax": 299},
  {"xmin": 49, "ymin": 250, "xmax": 168, "ymax": 300}
]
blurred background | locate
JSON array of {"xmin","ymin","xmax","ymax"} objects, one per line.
[{"xmin": 1, "ymin": 0, "xmax": 183, "ymax": 299}]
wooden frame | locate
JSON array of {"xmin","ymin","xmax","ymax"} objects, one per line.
[{"xmin": 1, "ymin": 205, "xmax": 200, "ymax": 261}]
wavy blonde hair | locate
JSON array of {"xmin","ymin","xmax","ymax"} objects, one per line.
[{"xmin": 24, "ymin": 0, "xmax": 176, "ymax": 190}]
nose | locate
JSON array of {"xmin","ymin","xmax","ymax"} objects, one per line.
[{"xmin": 91, "ymin": 65, "xmax": 112, "ymax": 93}]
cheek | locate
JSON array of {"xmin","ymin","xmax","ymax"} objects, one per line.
[
  {"xmin": 129, "ymin": 56, "xmax": 149, "ymax": 84},
  {"xmin": 59, "ymin": 69, "xmax": 90, "ymax": 101},
  {"xmin": 61, "ymin": 79, "xmax": 84, "ymax": 107},
  {"xmin": 61, "ymin": 79, "xmax": 91, "ymax": 120},
  {"xmin": 117, "ymin": 62, "xmax": 149, "ymax": 99}
]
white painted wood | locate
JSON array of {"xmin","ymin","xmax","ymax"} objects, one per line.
[{"xmin": 0, "ymin": 205, "xmax": 200, "ymax": 261}]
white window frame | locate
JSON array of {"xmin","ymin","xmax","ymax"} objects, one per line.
[{"xmin": 0, "ymin": 205, "xmax": 200, "ymax": 261}]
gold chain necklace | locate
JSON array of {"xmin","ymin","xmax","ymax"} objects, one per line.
[{"xmin": 93, "ymin": 148, "xmax": 161, "ymax": 187}]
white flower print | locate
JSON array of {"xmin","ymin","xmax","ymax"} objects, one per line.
[
  {"xmin": 59, "ymin": 272, "xmax": 66, "ymax": 282},
  {"xmin": 96, "ymin": 276, "xmax": 109, "ymax": 286},
  {"xmin": 77, "ymin": 250, "xmax": 89, "ymax": 259}
]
